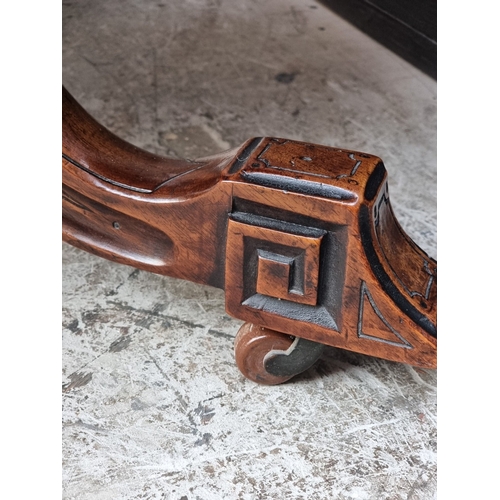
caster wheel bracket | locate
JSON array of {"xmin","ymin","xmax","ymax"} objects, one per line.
[{"xmin": 264, "ymin": 337, "xmax": 325, "ymax": 377}]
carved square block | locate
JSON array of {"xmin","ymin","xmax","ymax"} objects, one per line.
[
  {"xmin": 225, "ymin": 218, "xmax": 323, "ymax": 312},
  {"xmin": 256, "ymin": 250, "xmax": 295, "ymax": 300}
]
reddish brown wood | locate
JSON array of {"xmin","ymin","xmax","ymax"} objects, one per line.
[{"xmin": 62, "ymin": 87, "xmax": 437, "ymax": 384}]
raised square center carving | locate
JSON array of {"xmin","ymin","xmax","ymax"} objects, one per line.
[
  {"xmin": 256, "ymin": 250, "xmax": 295, "ymax": 301},
  {"xmin": 225, "ymin": 209, "xmax": 347, "ymax": 334},
  {"xmin": 226, "ymin": 218, "xmax": 322, "ymax": 308}
]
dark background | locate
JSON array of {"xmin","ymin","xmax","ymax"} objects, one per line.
[{"xmin": 322, "ymin": 0, "xmax": 437, "ymax": 78}]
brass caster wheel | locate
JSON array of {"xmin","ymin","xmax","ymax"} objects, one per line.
[{"xmin": 234, "ymin": 322, "xmax": 325, "ymax": 385}]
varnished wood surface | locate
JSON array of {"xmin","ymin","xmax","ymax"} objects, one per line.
[
  {"xmin": 64, "ymin": 87, "xmax": 203, "ymax": 193},
  {"xmin": 62, "ymin": 87, "xmax": 436, "ymax": 372}
]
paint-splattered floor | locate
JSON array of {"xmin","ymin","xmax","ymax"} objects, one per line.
[{"xmin": 62, "ymin": 1, "xmax": 436, "ymax": 498}]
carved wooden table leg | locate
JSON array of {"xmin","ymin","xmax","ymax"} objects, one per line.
[{"xmin": 62, "ymin": 87, "xmax": 437, "ymax": 385}]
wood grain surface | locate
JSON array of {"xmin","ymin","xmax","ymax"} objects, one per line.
[{"xmin": 63, "ymin": 87, "xmax": 437, "ymax": 373}]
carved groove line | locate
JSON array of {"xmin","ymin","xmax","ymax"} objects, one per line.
[
  {"xmin": 62, "ymin": 191, "xmax": 92, "ymax": 213},
  {"xmin": 63, "ymin": 153, "xmax": 207, "ymax": 194},
  {"xmin": 228, "ymin": 137, "xmax": 264, "ymax": 174},
  {"xmin": 63, "ymin": 153, "xmax": 152, "ymax": 193},
  {"xmin": 336, "ymin": 153, "xmax": 363, "ymax": 179},
  {"xmin": 241, "ymin": 172, "xmax": 357, "ymax": 201},
  {"xmin": 422, "ymin": 260, "xmax": 435, "ymax": 300},
  {"xmin": 373, "ymin": 182, "xmax": 389, "ymax": 227},
  {"xmin": 357, "ymin": 281, "xmax": 412, "ymax": 349}
]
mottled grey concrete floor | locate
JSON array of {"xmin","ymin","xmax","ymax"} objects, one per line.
[{"xmin": 62, "ymin": 1, "xmax": 437, "ymax": 498}]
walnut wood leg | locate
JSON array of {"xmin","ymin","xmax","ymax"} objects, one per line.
[{"xmin": 62, "ymin": 87, "xmax": 436, "ymax": 385}]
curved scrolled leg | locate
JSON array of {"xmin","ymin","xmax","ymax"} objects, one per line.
[
  {"xmin": 63, "ymin": 88, "xmax": 436, "ymax": 385},
  {"xmin": 234, "ymin": 322, "xmax": 325, "ymax": 385}
]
